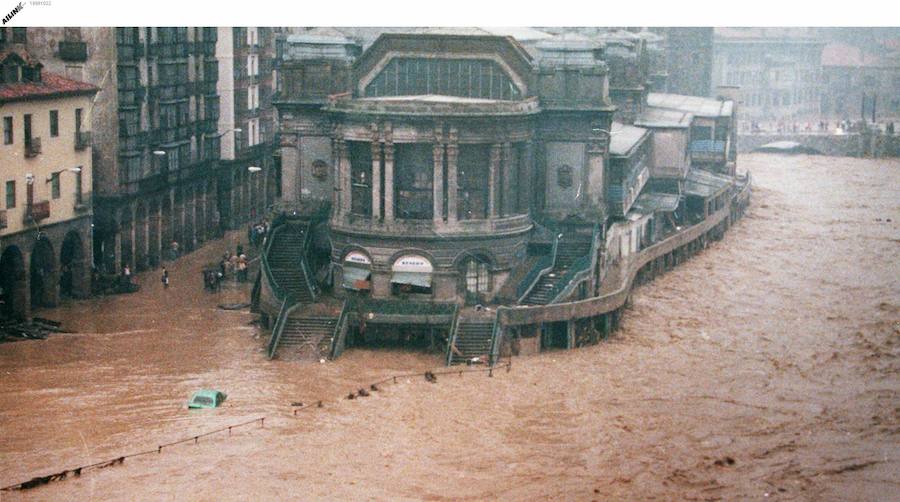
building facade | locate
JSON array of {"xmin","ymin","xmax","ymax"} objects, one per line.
[
  {"xmin": 276, "ymin": 32, "xmax": 614, "ymax": 304},
  {"xmin": 8, "ymin": 27, "xmax": 281, "ymax": 282},
  {"xmin": 665, "ymin": 27, "xmax": 714, "ymax": 97},
  {"xmin": 0, "ymin": 46, "xmax": 97, "ymax": 320},
  {"xmin": 712, "ymin": 28, "xmax": 824, "ymax": 122},
  {"xmin": 819, "ymin": 41, "xmax": 900, "ymax": 120}
]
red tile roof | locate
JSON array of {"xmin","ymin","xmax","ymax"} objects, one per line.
[{"xmin": 0, "ymin": 71, "xmax": 98, "ymax": 103}]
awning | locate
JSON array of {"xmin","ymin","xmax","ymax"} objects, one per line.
[
  {"xmin": 684, "ymin": 169, "xmax": 733, "ymax": 199},
  {"xmin": 391, "ymin": 271, "xmax": 432, "ymax": 288},
  {"xmin": 342, "ymin": 265, "xmax": 371, "ymax": 290},
  {"xmin": 631, "ymin": 191, "xmax": 681, "ymax": 215}
]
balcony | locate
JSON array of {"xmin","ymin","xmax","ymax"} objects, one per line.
[
  {"xmin": 58, "ymin": 41, "xmax": 88, "ymax": 62},
  {"xmin": 75, "ymin": 131, "xmax": 92, "ymax": 150},
  {"xmin": 24, "ymin": 201, "xmax": 50, "ymax": 223},
  {"xmin": 0, "ymin": 209, "xmax": 7, "ymax": 229},
  {"xmin": 25, "ymin": 137, "xmax": 41, "ymax": 158}
]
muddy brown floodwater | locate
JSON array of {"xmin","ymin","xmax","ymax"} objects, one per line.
[{"xmin": 1, "ymin": 153, "xmax": 898, "ymax": 501}]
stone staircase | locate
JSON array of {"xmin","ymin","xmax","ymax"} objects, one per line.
[
  {"xmin": 267, "ymin": 223, "xmax": 314, "ymax": 303},
  {"xmin": 276, "ymin": 315, "xmax": 337, "ymax": 360},
  {"xmin": 448, "ymin": 321, "xmax": 495, "ymax": 365},
  {"xmin": 521, "ymin": 236, "xmax": 592, "ymax": 305}
]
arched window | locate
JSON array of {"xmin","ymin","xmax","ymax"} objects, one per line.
[{"xmin": 460, "ymin": 255, "xmax": 491, "ymax": 302}]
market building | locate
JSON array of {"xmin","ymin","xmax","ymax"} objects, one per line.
[
  {"xmin": 260, "ymin": 30, "xmax": 747, "ymax": 364},
  {"xmin": 0, "ymin": 47, "xmax": 97, "ymax": 320}
]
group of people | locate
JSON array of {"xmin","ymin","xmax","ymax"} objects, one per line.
[
  {"xmin": 221, "ymin": 247, "xmax": 251, "ymax": 282},
  {"xmin": 747, "ymin": 119, "xmax": 897, "ymax": 135},
  {"xmin": 248, "ymin": 219, "xmax": 270, "ymax": 248}
]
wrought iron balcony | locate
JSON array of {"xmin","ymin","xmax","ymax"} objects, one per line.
[
  {"xmin": 58, "ymin": 41, "xmax": 88, "ymax": 62},
  {"xmin": 24, "ymin": 200, "xmax": 50, "ymax": 223},
  {"xmin": 25, "ymin": 137, "xmax": 41, "ymax": 158},
  {"xmin": 75, "ymin": 131, "xmax": 92, "ymax": 150}
]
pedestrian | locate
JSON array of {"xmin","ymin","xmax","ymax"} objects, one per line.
[
  {"xmin": 123, "ymin": 265, "xmax": 131, "ymax": 283},
  {"xmin": 161, "ymin": 268, "xmax": 169, "ymax": 289}
]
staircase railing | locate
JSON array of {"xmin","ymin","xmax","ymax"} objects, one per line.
[
  {"xmin": 260, "ymin": 224, "xmax": 290, "ymax": 303},
  {"xmin": 444, "ymin": 304, "xmax": 462, "ymax": 366},
  {"xmin": 329, "ymin": 298, "xmax": 351, "ymax": 360},
  {"xmin": 266, "ymin": 293, "xmax": 298, "ymax": 359},
  {"xmin": 487, "ymin": 311, "xmax": 503, "ymax": 367},
  {"xmin": 548, "ymin": 223, "xmax": 602, "ymax": 304},
  {"xmin": 516, "ymin": 233, "xmax": 560, "ymax": 303}
]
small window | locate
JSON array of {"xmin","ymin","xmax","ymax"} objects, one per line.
[
  {"xmin": 557, "ymin": 165, "xmax": 573, "ymax": 189},
  {"xmin": 51, "ymin": 172, "xmax": 60, "ymax": 199},
  {"xmin": 3, "ymin": 117, "xmax": 12, "ymax": 144},
  {"xmin": 12, "ymin": 27, "xmax": 26, "ymax": 44},
  {"xmin": 5, "ymin": 180, "xmax": 15, "ymax": 209},
  {"xmin": 49, "ymin": 110, "xmax": 59, "ymax": 137}
]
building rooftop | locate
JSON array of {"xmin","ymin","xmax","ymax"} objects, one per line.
[
  {"xmin": 634, "ymin": 107, "xmax": 693, "ymax": 129},
  {"xmin": 714, "ymin": 27, "xmax": 822, "ymax": 43},
  {"xmin": 684, "ymin": 168, "xmax": 733, "ymax": 198},
  {"xmin": 0, "ymin": 71, "xmax": 98, "ymax": 104},
  {"xmin": 631, "ymin": 191, "xmax": 680, "ymax": 214},
  {"xmin": 609, "ymin": 121, "xmax": 649, "ymax": 157},
  {"xmin": 647, "ymin": 93, "xmax": 733, "ymax": 119},
  {"xmin": 326, "ymin": 94, "xmax": 541, "ymax": 117}
]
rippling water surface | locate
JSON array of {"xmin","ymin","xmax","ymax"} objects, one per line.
[{"xmin": 1, "ymin": 154, "xmax": 898, "ymax": 501}]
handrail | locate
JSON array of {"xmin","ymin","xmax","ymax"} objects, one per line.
[
  {"xmin": 487, "ymin": 310, "xmax": 502, "ymax": 367},
  {"xmin": 496, "ymin": 177, "xmax": 752, "ymax": 327},
  {"xmin": 329, "ymin": 298, "xmax": 351, "ymax": 360},
  {"xmin": 548, "ymin": 223, "xmax": 601, "ymax": 304},
  {"xmin": 259, "ymin": 223, "xmax": 290, "ymax": 303},
  {"xmin": 266, "ymin": 293, "xmax": 297, "ymax": 359},
  {"xmin": 516, "ymin": 232, "xmax": 560, "ymax": 303},
  {"xmin": 444, "ymin": 304, "xmax": 461, "ymax": 366}
]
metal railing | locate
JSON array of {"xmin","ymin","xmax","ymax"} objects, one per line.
[
  {"xmin": 547, "ymin": 223, "xmax": 601, "ymax": 304},
  {"xmin": 266, "ymin": 293, "xmax": 297, "ymax": 359},
  {"xmin": 444, "ymin": 304, "xmax": 462, "ymax": 366},
  {"xmin": 329, "ymin": 299, "xmax": 351, "ymax": 360},
  {"xmin": 487, "ymin": 311, "xmax": 503, "ymax": 367},
  {"xmin": 516, "ymin": 232, "xmax": 560, "ymax": 303}
]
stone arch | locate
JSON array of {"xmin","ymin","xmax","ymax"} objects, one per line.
[
  {"xmin": 59, "ymin": 230, "xmax": 88, "ymax": 298},
  {"xmin": 30, "ymin": 236, "xmax": 58, "ymax": 308},
  {"xmin": 148, "ymin": 198, "xmax": 161, "ymax": 267},
  {"xmin": 453, "ymin": 249, "xmax": 495, "ymax": 302},
  {"xmin": 161, "ymin": 194, "xmax": 173, "ymax": 260},
  {"xmin": 173, "ymin": 187, "xmax": 184, "ymax": 252},
  {"xmin": 0, "ymin": 245, "xmax": 28, "ymax": 320},
  {"xmin": 119, "ymin": 207, "xmax": 134, "ymax": 272},
  {"xmin": 134, "ymin": 202, "xmax": 148, "ymax": 270}
]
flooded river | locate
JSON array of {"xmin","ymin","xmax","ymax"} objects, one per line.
[{"xmin": 1, "ymin": 154, "xmax": 898, "ymax": 500}]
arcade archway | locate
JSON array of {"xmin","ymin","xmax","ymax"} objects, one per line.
[
  {"xmin": 30, "ymin": 236, "xmax": 58, "ymax": 308},
  {"xmin": 60, "ymin": 230, "xmax": 88, "ymax": 298},
  {"xmin": 0, "ymin": 245, "xmax": 28, "ymax": 320}
]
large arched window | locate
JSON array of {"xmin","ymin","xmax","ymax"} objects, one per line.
[
  {"xmin": 364, "ymin": 57, "xmax": 522, "ymax": 100},
  {"xmin": 459, "ymin": 254, "xmax": 491, "ymax": 303}
]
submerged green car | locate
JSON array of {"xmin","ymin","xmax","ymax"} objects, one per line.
[{"xmin": 188, "ymin": 390, "xmax": 227, "ymax": 409}]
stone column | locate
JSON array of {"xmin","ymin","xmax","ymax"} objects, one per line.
[
  {"xmin": 383, "ymin": 125, "xmax": 394, "ymax": 223},
  {"xmin": 446, "ymin": 127, "xmax": 459, "ymax": 224},
  {"xmin": 371, "ymin": 137, "xmax": 382, "ymax": 220},
  {"xmin": 500, "ymin": 142, "xmax": 512, "ymax": 217},
  {"xmin": 488, "ymin": 143, "xmax": 501, "ymax": 218},
  {"xmin": 432, "ymin": 126, "xmax": 445, "ymax": 225},
  {"xmin": 128, "ymin": 204, "xmax": 137, "ymax": 270},
  {"xmin": 338, "ymin": 140, "xmax": 352, "ymax": 216},
  {"xmin": 521, "ymin": 140, "xmax": 534, "ymax": 215},
  {"xmin": 190, "ymin": 185, "xmax": 198, "ymax": 249}
]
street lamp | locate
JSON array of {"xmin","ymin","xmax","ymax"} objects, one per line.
[{"xmin": 152, "ymin": 150, "xmax": 167, "ymax": 174}]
